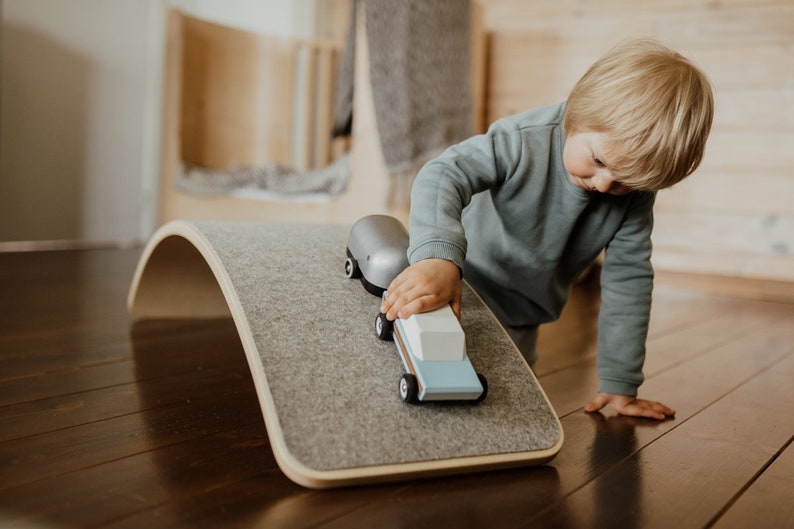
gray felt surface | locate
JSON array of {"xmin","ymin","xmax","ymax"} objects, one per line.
[{"xmin": 183, "ymin": 221, "xmax": 561, "ymax": 472}]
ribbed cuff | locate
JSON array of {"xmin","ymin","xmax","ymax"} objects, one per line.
[
  {"xmin": 408, "ymin": 240, "xmax": 466, "ymax": 271},
  {"xmin": 597, "ymin": 378, "xmax": 639, "ymax": 397}
]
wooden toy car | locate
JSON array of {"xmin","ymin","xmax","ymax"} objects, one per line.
[{"xmin": 375, "ymin": 305, "xmax": 487, "ymax": 404}]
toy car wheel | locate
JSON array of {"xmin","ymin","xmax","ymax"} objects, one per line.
[
  {"xmin": 344, "ymin": 257, "xmax": 361, "ymax": 279},
  {"xmin": 399, "ymin": 373, "xmax": 419, "ymax": 403},
  {"xmin": 475, "ymin": 373, "xmax": 488, "ymax": 403},
  {"xmin": 375, "ymin": 313, "xmax": 393, "ymax": 340}
]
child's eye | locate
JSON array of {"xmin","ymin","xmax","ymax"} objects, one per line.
[{"xmin": 592, "ymin": 153, "xmax": 606, "ymax": 168}]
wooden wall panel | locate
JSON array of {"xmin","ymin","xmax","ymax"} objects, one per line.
[
  {"xmin": 478, "ymin": 0, "xmax": 794, "ymax": 283},
  {"xmin": 179, "ymin": 15, "xmax": 296, "ymax": 169}
]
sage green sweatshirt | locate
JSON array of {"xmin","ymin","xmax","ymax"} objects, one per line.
[{"xmin": 408, "ymin": 102, "xmax": 655, "ymax": 396}]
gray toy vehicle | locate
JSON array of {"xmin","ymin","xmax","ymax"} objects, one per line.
[{"xmin": 344, "ymin": 215, "xmax": 410, "ymax": 296}]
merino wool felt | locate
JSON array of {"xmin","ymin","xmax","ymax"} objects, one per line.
[{"xmin": 128, "ymin": 220, "xmax": 562, "ymax": 488}]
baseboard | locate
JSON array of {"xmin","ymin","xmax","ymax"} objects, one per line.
[{"xmin": 0, "ymin": 239, "xmax": 142, "ymax": 253}]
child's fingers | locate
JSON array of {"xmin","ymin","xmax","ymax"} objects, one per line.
[
  {"xmin": 394, "ymin": 295, "xmax": 442, "ymax": 320},
  {"xmin": 584, "ymin": 393, "xmax": 676, "ymax": 421},
  {"xmin": 450, "ymin": 291, "xmax": 463, "ymax": 320},
  {"xmin": 653, "ymin": 401, "xmax": 676, "ymax": 417},
  {"xmin": 381, "ymin": 259, "xmax": 462, "ymax": 320},
  {"xmin": 380, "ymin": 290, "xmax": 406, "ymax": 321},
  {"xmin": 584, "ymin": 394, "xmax": 610, "ymax": 413},
  {"xmin": 619, "ymin": 399, "xmax": 676, "ymax": 420},
  {"xmin": 381, "ymin": 269, "xmax": 418, "ymax": 318}
]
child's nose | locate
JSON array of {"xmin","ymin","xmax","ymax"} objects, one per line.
[{"xmin": 593, "ymin": 174, "xmax": 617, "ymax": 193}]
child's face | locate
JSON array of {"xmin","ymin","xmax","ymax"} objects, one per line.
[{"xmin": 563, "ymin": 132, "xmax": 631, "ymax": 195}]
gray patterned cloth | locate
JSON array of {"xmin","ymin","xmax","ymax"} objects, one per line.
[
  {"xmin": 176, "ymin": 154, "xmax": 351, "ymax": 198},
  {"xmin": 334, "ymin": 0, "xmax": 474, "ymax": 205}
]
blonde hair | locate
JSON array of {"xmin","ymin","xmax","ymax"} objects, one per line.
[{"xmin": 563, "ymin": 39, "xmax": 714, "ymax": 191}]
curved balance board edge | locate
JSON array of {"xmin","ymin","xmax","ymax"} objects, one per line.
[
  {"xmin": 127, "ymin": 220, "xmax": 310, "ymax": 487},
  {"xmin": 128, "ymin": 220, "xmax": 563, "ymax": 489},
  {"xmin": 128, "ymin": 220, "xmax": 367, "ymax": 488},
  {"xmin": 128, "ymin": 222, "xmax": 232, "ymax": 319}
]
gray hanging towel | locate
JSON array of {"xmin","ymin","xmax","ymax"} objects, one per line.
[{"xmin": 334, "ymin": 0, "xmax": 473, "ymax": 205}]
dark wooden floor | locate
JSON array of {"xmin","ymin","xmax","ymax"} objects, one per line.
[{"xmin": 1, "ymin": 247, "xmax": 792, "ymax": 529}]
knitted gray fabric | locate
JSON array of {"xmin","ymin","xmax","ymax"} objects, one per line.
[
  {"xmin": 175, "ymin": 154, "xmax": 350, "ymax": 198},
  {"xmin": 365, "ymin": 0, "xmax": 473, "ymax": 172},
  {"xmin": 334, "ymin": 0, "xmax": 473, "ymax": 205},
  {"xmin": 168, "ymin": 221, "xmax": 562, "ymax": 478}
]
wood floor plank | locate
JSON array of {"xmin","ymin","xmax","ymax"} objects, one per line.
[
  {"xmin": 0, "ymin": 363, "xmax": 251, "ymax": 443},
  {"xmin": 0, "ymin": 249, "xmax": 140, "ymax": 335},
  {"xmin": 0, "ymin": 358, "xmax": 138, "ymax": 408},
  {"xmin": 539, "ymin": 300, "xmax": 794, "ymax": 417},
  {"xmin": 0, "ymin": 315, "xmax": 228, "ymax": 383},
  {"xmin": 0, "ymin": 422, "xmax": 282, "ymax": 528},
  {"xmin": 522, "ymin": 272, "xmax": 737, "ymax": 375},
  {"xmin": 0, "ymin": 320, "xmax": 243, "ymax": 407},
  {"xmin": 108, "ymin": 463, "xmax": 564, "ymax": 529},
  {"xmin": 711, "ymin": 438, "xmax": 794, "ymax": 529},
  {"xmin": 533, "ymin": 282, "xmax": 786, "ymax": 380},
  {"xmin": 0, "ymin": 335, "xmax": 133, "ymax": 384},
  {"xmin": 104, "ymin": 476, "xmax": 402, "ymax": 529},
  {"xmin": 523, "ymin": 352, "xmax": 794, "ymax": 529},
  {"xmin": 642, "ymin": 303, "xmax": 789, "ymax": 375},
  {"xmin": 647, "ymin": 284, "xmax": 757, "ymax": 338},
  {"xmin": 540, "ymin": 318, "xmax": 794, "ymax": 416},
  {"xmin": 0, "ymin": 381, "xmax": 262, "ymax": 491},
  {"xmin": 3, "ymin": 248, "xmax": 793, "ymax": 529}
]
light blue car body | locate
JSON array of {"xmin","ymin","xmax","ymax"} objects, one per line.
[{"xmin": 392, "ymin": 318, "xmax": 484, "ymax": 402}]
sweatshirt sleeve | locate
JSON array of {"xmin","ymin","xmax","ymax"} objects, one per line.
[
  {"xmin": 596, "ymin": 191, "xmax": 656, "ymax": 396},
  {"xmin": 407, "ymin": 119, "xmax": 525, "ymax": 269}
]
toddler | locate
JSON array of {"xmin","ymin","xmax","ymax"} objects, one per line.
[{"xmin": 379, "ymin": 39, "xmax": 714, "ymax": 420}]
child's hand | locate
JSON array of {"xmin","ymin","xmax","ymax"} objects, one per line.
[
  {"xmin": 585, "ymin": 392, "xmax": 676, "ymax": 420},
  {"xmin": 380, "ymin": 258, "xmax": 462, "ymax": 321}
]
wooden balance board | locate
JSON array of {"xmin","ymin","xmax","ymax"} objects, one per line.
[{"xmin": 127, "ymin": 220, "xmax": 563, "ymax": 488}]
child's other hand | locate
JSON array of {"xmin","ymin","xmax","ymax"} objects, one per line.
[
  {"xmin": 380, "ymin": 258, "xmax": 462, "ymax": 321},
  {"xmin": 585, "ymin": 392, "xmax": 676, "ymax": 421}
]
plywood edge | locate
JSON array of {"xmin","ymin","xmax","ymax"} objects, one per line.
[
  {"xmin": 127, "ymin": 220, "xmax": 231, "ymax": 318},
  {"xmin": 288, "ymin": 442, "xmax": 563, "ymax": 490},
  {"xmin": 126, "ymin": 220, "xmax": 313, "ymax": 490}
]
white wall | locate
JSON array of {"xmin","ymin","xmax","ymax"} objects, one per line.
[
  {"xmin": 181, "ymin": 0, "xmax": 316, "ymax": 38},
  {"xmin": 0, "ymin": 0, "xmax": 315, "ymax": 244}
]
